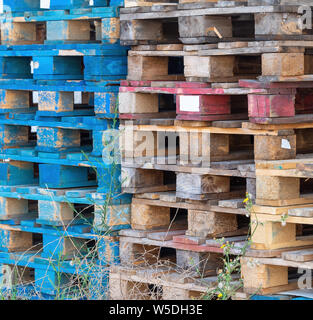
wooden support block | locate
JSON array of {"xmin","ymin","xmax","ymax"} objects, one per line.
[
  {"xmin": 38, "ymin": 91, "xmax": 74, "ymax": 112},
  {"xmin": 42, "ymin": 234, "xmax": 88, "ymax": 259},
  {"xmin": 101, "ymin": 17, "xmax": 120, "ymax": 44},
  {"xmin": 121, "ymin": 20, "xmax": 163, "ymax": 42},
  {"xmin": 254, "ymin": 134, "xmax": 296, "ymax": 160},
  {"xmin": 32, "ymin": 56, "xmax": 83, "ymax": 79},
  {"xmin": 262, "ymin": 53, "xmax": 304, "ymax": 77},
  {"xmin": 0, "ymin": 90, "xmax": 30, "ymax": 110},
  {"xmin": 122, "ymin": 168, "xmax": 164, "ymax": 190},
  {"xmin": 0, "ymin": 125, "xmax": 29, "ymax": 149},
  {"xmin": 184, "ymin": 56, "xmax": 235, "ymax": 80},
  {"xmin": 255, "ymin": 13, "xmax": 303, "ymax": 36},
  {"xmin": 179, "ymin": 132, "xmax": 229, "ymax": 165},
  {"xmin": 131, "ymin": 203, "xmax": 170, "ymax": 230},
  {"xmin": 0, "ymin": 161, "xmax": 35, "ymax": 185},
  {"xmin": 0, "ymin": 265, "xmax": 33, "ymax": 289},
  {"xmin": 251, "ymin": 219, "xmax": 296, "ymax": 250},
  {"xmin": 176, "ymin": 250, "xmax": 223, "ymax": 273},
  {"xmin": 94, "ymin": 92, "xmax": 117, "ymax": 116},
  {"xmin": 176, "ymin": 173, "xmax": 230, "ymax": 196},
  {"xmin": 248, "ymin": 94, "xmax": 295, "ymax": 118},
  {"xmin": 39, "ymin": 164, "xmax": 91, "ymax": 189},
  {"xmin": 0, "ymin": 197, "xmax": 28, "ymax": 219},
  {"xmin": 1, "ymin": 22, "xmax": 37, "ymax": 45},
  {"xmin": 36, "ymin": 127, "xmax": 80, "ymax": 152},
  {"xmin": 121, "ymin": 129, "xmax": 158, "ymax": 159},
  {"xmin": 256, "ymin": 176, "xmax": 299, "ymax": 201},
  {"xmin": 0, "ymin": 229, "xmax": 32, "ymax": 252},
  {"xmin": 128, "ymin": 56, "xmax": 169, "ymax": 81},
  {"xmin": 119, "ymin": 92, "xmax": 158, "ymax": 114},
  {"xmin": 186, "ymin": 210, "xmax": 238, "ymax": 238},
  {"xmin": 241, "ymin": 257, "xmax": 288, "ymax": 292},
  {"xmin": 38, "ymin": 201, "xmax": 74, "ymax": 223},
  {"xmin": 46, "ymin": 20, "xmax": 90, "ymax": 41},
  {"xmin": 176, "ymin": 95, "xmax": 231, "ymax": 116},
  {"xmin": 93, "ymin": 204, "xmax": 131, "ymax": 231},
  {"xmin": 179, "ymin": 16, "xmax": 232, "ymax": 39},
  {"xmin": 119, "ymin": 240, "xmax": 161, "ymax": 265}
]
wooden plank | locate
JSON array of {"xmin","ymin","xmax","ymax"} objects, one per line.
[
  {"xmin": 119, "ymin": 6, "xmax": 299, "ymax": 21},
  {"xmin": 218, "ymin": 198, "xmax": 245, "ymax": 208},
  {"xmin": 282, "ymin": 249, "xmax": 313, "ymax": 262},
  {"xmin": 148, "ymin": 230, "xmax": 186, "ymax": 241}
]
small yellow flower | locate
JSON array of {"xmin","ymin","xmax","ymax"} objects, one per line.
[
  {"xmin": 220, "ymin": 244, "xmax": 226, "ymax": 249},
  {"xmin": 218, "ymin": 293, "xmax": 223, "ymax": 298},
  {"xmin": 243, "ymin": 198, "xmax": 249, "ymax": 203}
]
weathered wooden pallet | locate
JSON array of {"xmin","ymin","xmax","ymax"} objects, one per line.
[
  {"xmin": 120, "ymin": 121, "xmax": 313, "ymax": 171},
  {"xmin": 119, "ymin": 225, "xmax": 247, "ymax": 276},
  {"xmin": 121, "ymin": 164, "xmax": 252, "ymax": 201},
  {"xmin": 109, "ymin": 264, "xmax": 240, "ymax": 299},
  {"xmin": 240, "ymin": 79, "xmax": 313, "ymax": 124},
  {"xmin": 241, "ymin": 249, "xmax": 313, "ymax": 295},
  {"xmin": 127, "ymin": 41, "xmax": 313, "ymax": 83},
  {"xmin": 120, "ymin": 4, "xmax": 313, "ymax": 46},
  {"xmin": 124, "ymin": 192, "xmax": 248, "ymax": 242}
]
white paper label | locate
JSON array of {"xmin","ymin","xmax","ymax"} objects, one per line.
[
  {"xmin": 40, "ymin": 0, "xmax": 50, "ymax": 9},
  {"xmin": 89, "ymin": 0, "xmax": 94, "ymax": 5},
  {"xmin": 74, "ymin": 92, "xmax": 82, "ymax": 104},
  {"xmin": 179, "ymin": 96, "xmax": 200, "ymax": 112},
  {"xmin": 281, "ymin": 139, "xmax": 291, "ymax": 150},
  {"xmin": 33, "ymin": 91, "xmax": 39, "ymax": 104}
]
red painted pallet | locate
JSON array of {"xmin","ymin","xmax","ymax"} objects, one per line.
[
  {"xmin": 119, "ymin": 80, "xmax": 264, "ymax": 121},
  {"xmin": 240, "ymin": 79, "xmax": 313, "ymax": 124}
]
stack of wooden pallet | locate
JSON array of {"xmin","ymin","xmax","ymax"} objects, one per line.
[
  {"xmin": 0, "ymin": 0, "xmax": 131, "ymax": 300},
  {"xmin": 108, "ymin": 0, "xmax": 313, "ymax": 300}
]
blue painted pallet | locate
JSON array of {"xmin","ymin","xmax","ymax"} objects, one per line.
[
  {"xmin": 0, "ymin": 181, "xmax": 131, "ymax": 228},
  {"xmin": 0, "ymin": 78, "xmax": 120, "ymax": 92},
  {"xmin": 0, "ymin": 158, "xmax": 125, "ymax": 192},
  {"xmin": 0, "ymin": 92, "xmax": 119, "ymax": 119},
  {"xmin": 0, "ymin": 253, "xmax": 112, "ymax": 298},
  {"xmin": 0, "ymin": 55, "xmax": 127, "ymax": 81},
  {"xmin": 1, "ymin": 6, "xmax": 119, "ymax": 20},
  {"xmin": 0, "ymin": 148, "xmax": 122, "ymax": 168},
  {"xmin": 1, "ymin": 7, "xmax": 122, "ymax": 45},
  {"xmin": 2, "ymin": 0, "xmax": 123, "ymax": 13},
  {"xmin": 0, "ymin": 184, "xmax": 132, "ymax": 205},
  {"xmin": 0, "ymin": 123, "xmax": 119, "ymax": 163}
]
